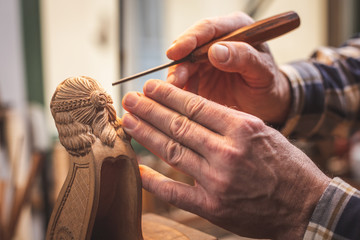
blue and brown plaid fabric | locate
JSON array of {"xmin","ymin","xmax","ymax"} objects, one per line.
[
  {"xmin": 280, "ymin": 36, "xmax": 360, "ymax": 139},
  {"xmin": 303, "ymin": 178, "xmax": 360, "ymax": 240},
  {"xmin": 279, "ymin": 36, "xmax": 360, "ymax": 239}
]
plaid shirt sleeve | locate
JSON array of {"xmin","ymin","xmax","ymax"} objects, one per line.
[
  {"xmin": 279, "ymin": 36, "xmax": 360, "ymax": 139},
  {"xmin": 279, "ymin": 36, "xmax": 360, "ymax": 239},
  {"xmin": 303, "ymin": 178, "xmax": 360, "ymax": 240}
]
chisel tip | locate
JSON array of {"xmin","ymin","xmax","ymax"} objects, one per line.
[{"xmin": 112, "ymin": 59, "xmax": 185, "ymax": 86}]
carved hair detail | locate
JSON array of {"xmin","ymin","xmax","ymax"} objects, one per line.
[{"xmin": 51, "ymin": 76, "xmax": 123, "ymax": 157}]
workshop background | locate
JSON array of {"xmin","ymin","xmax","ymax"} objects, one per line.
[{"xmin": 1, "ymin": 0, "xmax": 360, "ymax": 239}]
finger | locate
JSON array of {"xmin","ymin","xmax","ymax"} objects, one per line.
[
  {"xmin": 122, "ymin": 92, "xmax": 222, "ymax": 159},
  {"xmin": 139, "ymin": 165, "xmax": 203, "ymax": 214},
  {"xmin": 167, "ymin": 62, "xmax": 214, "ymax": 93},
  {"xmin": 166, "ymin": 12, "xmax": 254, "ymax": 60},
  {"xmin": 143, "ymin": 79, "xmax": 240, "ymax": 135},
  {"xmin": 166, "ymin": 62, "xmax": 199, "ymax": 89},
  {"xmin": 121, "ymin": 112, "xmax": 207, "ymax": 178},
  {"xmin": 208, "ymin": 42, "xmax": 274, "ymax": 88}
]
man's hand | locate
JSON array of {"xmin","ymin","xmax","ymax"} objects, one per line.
[
  {"xmin": 166, "ymin": 12, "xmax": 291, "ymax": 125},
  {"xmin": 122, "ymin": 80, "xmax": 330, "ymax": 239}
]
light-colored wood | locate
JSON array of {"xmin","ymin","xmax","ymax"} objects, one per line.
[
  {"xmin": 51, "ymin": 142, "xmax": 70, "ymax": 203},
  {"xmin": 143, "ymin": 213, "xmax": 217, "ymax": 240},
  {"xmin": 47, "ymin": 76, "xmax": 143, "ymax": 240}
]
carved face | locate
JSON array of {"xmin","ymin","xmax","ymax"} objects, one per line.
[{"xmin": 50, "ymin": 76, "xmax": 123, "ymax": 157}]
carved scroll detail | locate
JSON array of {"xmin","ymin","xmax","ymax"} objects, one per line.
[{"xmin": 50, "ymin": 76, "xmax": 125, "ymax": 157}]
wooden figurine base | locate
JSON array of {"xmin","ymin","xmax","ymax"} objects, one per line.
[{"xmin": 142, "ymin": 214, "xmax": 217, "ymax": 240}]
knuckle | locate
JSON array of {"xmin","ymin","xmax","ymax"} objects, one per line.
[
  {"xmin": 164, "ymin": 139, "xmax": 183, "ymax": 167},
  {"xmin": 241, "ymin": 116, "xmax": 266, "ymax": 134},
  {"xmin": 202, "ymin": 135, "xmax": 226, "ymax": 156},
  {"xmin": 193, "ymin": 18, "xmax": 216, "ymax": 41},
  {"xmin": 202, "ymin": 137, "xmax": 217, "ymax": 154},
  {"xmin": 156, "ymin": 82, "xmax": 176, "ymax": 102},
  {"xmin": 161, "ymin": 84, "xmax": 174, "ymax": 101},
  {"xmin": 184, "ymin": 95, "xmax": 206, "ymax": 119},
  {"xmin": 206, "ymin": 169, "xmax": 233, "ymax": 195},
  {"xmin": 197, "ymin": 18, "xmax": 214, "ymax": 30},
  {"xmin": 234, "ymin": 44, "xmax": 256, "ymax": 66},
  {"xmin": 169, "ymin": 114, "xmax": 191, "ymax": 140},
  {"xmin": 199, "ymin": 18, "xmax": 212, "ymax": 25},
  {"xmin": 219, "ymin": 144, "xmax": 241, "ymax": 165},
  {"xmin": 231, "ymin": 114, "xmax": 265, "ymax": 135},
  {"xmin": 243, "ymin": 46, "xmax": 258, "ymax": 64}
]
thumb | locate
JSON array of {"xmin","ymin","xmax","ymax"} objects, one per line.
[{"xmin": 208, "ymin": 42, "xmax": 275, "ymax": 88}]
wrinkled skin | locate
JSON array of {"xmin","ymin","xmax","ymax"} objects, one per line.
[
  {"xmin": 121, "ymin": 12, "xmax": 331, "ymax": 240},
  {"xmin": 122, "ymin": 80, "xmax": 330, "ymax": 239}
]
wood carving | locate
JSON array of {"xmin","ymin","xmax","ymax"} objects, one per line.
[
  {"xmin": 47, "ymin": 76, "xmax": 217, "ymax": 240},
  {"xmin": 47, "ymin": 76, "xmax": 143, "ymax": 240}
]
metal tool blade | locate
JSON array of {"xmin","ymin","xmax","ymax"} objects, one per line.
[{"xmin": 112, "ymin": 59, "xmax": 185, "ymax": 86}]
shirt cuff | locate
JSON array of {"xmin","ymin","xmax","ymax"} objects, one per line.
[{"xmin": 303, "ymin": 177, "xmax": 360, "ymax": 240}]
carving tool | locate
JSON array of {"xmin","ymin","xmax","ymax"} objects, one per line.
[{"xmin": 112, "ymin": 11, "xmax": 300, "ymax": 86}]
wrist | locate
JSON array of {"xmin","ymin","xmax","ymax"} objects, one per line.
[
  {"xmin": 275, "ymin": 174, "xmax": 331, "ymax": 240},
  {"xmin": 276, "ymin": 71, "xmax": 292, "ymax": 124},
  {"xmin": 266, "ymin": 71, "xmax": 292, "ymax": 127}
]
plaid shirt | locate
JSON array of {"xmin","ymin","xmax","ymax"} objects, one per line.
[{"xmin": 280, "ymin": 36, "xmax": 360, "ymax": 239}]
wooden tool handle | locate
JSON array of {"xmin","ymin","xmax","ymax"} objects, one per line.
[
  {"xmin": 112, "ymin": 11, "xmax": 300, "ymax": 86},
  {"xmin": 189, "ymin": 11, "xmax": 300, "ymax": 62}
]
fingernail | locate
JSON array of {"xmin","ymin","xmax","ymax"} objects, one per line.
[
  {"xmin": 212, "ymin": 44, "xmax": 229, "ymax": 63},
  {"xmin": 123, "ymin": 92, "xmax": 139, "ymax": 108},
  {"xmin": 145, "ymin": 80, "xmax": 157, "ymax": 93},
  {"xmin": 122, "ymin": 114, "xmax": 139, "ymax": 130}
]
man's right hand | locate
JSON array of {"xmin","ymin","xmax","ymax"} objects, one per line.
[{"xmin": 166, "ymin": 12, "xmax": 291, "ymax": 126}]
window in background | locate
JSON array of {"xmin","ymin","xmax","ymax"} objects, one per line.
[{"xmin": 119, "ymin": 0, "xmax": 165, "ymax": 116}]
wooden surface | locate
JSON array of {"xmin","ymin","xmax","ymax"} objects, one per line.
[
  {"xmin": 46, "ymin": 153, "xmax": 95, "ymax": 240},
  {"xmin": 143, "ymin": 213, "xmax": 217, "ymax": 240},
  {"xmin": 163, "ymin": 209, "xmax": 263, "ymax": 240}
]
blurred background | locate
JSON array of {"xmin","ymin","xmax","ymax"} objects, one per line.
[{"xmin": 0, "ymin": 0, "xmax": 360, "ymax": 239}]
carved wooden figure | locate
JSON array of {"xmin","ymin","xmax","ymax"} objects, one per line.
[
  {"xmin": 47, "ymin": 76, "xmax": 143, "ymax": 240},
  {"xmin": 47, "ymin": 76, "xmax": 217, "ymax": 240}
]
